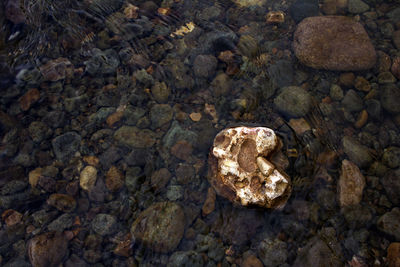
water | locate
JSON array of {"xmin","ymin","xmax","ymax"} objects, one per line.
[{"xmin": 1, "ymin": 0, "xmax": 400, "ymax": 266}]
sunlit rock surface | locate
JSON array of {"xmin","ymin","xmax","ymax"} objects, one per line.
[{"xmin": 208, "ymin": 127, "xmax": 291, "ymax": 209}]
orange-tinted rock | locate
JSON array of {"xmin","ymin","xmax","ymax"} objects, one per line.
[
  {"xmin": 105, "ymin": 166, "xmax": 125, "ymax": 192},
  {"xmin": 39, "ymin": 58, "xmax": 73, "ymax": 81},
  {"xmin": 28, "ymin": 232, "xmax": 68, "ymax": 267},
  {"xmin": 47, "ymin": 193, "xmax": 77, "ymax": 212},
  {"xmin": 171, "ymin": 140, "xmax": 193, "ymax": 160},
  {"xmin": 83, "ymin": 156, "xmax": 99, "ymax": 167},
  {"xmin": 387, "ymin": 243, "xmax": 400, "ymax": 267},
  {"xmin": 2, "ymin": 209, "xmax": 22, "ymax": 226},
  {"xmin": 202, "ymin": 187, "xmax": 216, "ymax": 216},
  {"xmin": 293, "ymin": 16, "xmax": 377, "ymax": 71},
  {"xmin": 19, "ymin": 88, "xmax": 40, "ymax": 111},
  {"xmin": 106, "ymin": 111, "xmax": 124, "ymax": 127},
  {"xmin": 338, "ymin": 159, "xmax": 366, "ymax": 207},
  {"xmin": 242, "ymin": 254, "xmax": 264, "ymax": 267},
  {"xmin": 114, "ymin": 233, "xmax": 133, "ymax": 257},
  {"xmin": 392, "ymin": 57, "xmax": 400, "ymax": 80},
  {"xmin": 150, "ymin": 168, "xmax": 172, "ymax": 192},
  {"xmin": 208, "ymin": 127, "xmax": 291, "ymax": 209}
]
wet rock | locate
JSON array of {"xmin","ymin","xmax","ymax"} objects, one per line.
[
  {"xmin": 19, "ymin": 88, "xmax": 40, "ymax": 111},
  {"xmin": 392, "ymin": 57, "xmax": 400, "ymax": 80},
  {"xmin": 237, "ymin": 35, "xmax": 259, "ymax": 57},
  {"xmin": 134, "ymin": 69, "xmax": 154, "ymax": 87},
  {"xmin": 193, "ymin": 55, "xmax": 218, "ymax": 78},
  {"xmin": 105, "ymin": 166, "xmax": 124, "ymax": 192},
  {"xmin": 342, "ymin": 204, "xmax": 373, "ymax": 228},
  {"xmin": 1, "ymin": 209, "xmax": 22, "ymax": 227},
  {"xmin": 394, "ymin": 31, "xmax": 400, "ymax": 50},
  {"xmin": 381, "ymin": 168, "xmax": 400, "ymax": 205},
  {"xmin": 39, "ymin": 58, "xmax": 72, "ymax": 82},
  {"xmin": 341, "ymin": 89, "xmax": 363, "ymax": 113},
  {"xmin": 163, "ymin": 121, "xmax": 198, "ymax": 151},
  {"xmin": 381, "ymin": 84, "xmax": 400, "ymax": 114},
  {"xmin": 47, "ymin": 193, "xmax": 77, "ymax": 212},
  {"xmin": 387, "ymin": 243, "xmax": 400, "ymax": 267},
  {"xmin": 150, "ymin": 168, "xmax": 172, "ymax": 192},
  {"xmin": 170, "ymin": 140, "xmax": 193, "ymax": 161},
  {"xmin": 377, "ymin": 208, "xmax": 400, "ymax": 240},
  {"xmin": 202, "ymin": 187, "xmax": 216, "ymax": 216},
  {"xmin": 0, "ymin": 180, "xmax": 27, "ymax": 195},
  {"xmin": 365, "ymin": 99, "xmax": 381, "ymax": 120},
  {"xmin": 268, "ymin": 60, "xmax": 294, "ymax": 89},
  {"xmin": 382, "ymin": 147, "xmax": 400, "ymax": 169},
  {"xmin": 80, "ymin": 166, "xmax": 97, "ymax": 191},
  {"xmin": 342, "ymin": 136, "xmax": 373, "ymax": 168},
  {"xmin": 5, "ymin": 0, "xmax": 26, "ymax": 24},
  {"xmin": 167, "ymin": 251, "xmax": 204, "ymax": 267},
  {"xmin": 151, "ymin": 81, "xmax": 170, "ymax": 103},
  {"xmin": 91, "ymin": 214, "xmax": 117, "ymax": 236},
  {"xmin": 293, "ymin": 236, "xmax": 342, "ymax": 266},
  {"xmin": 338, "ymin": 159, "xmax": 366, "ymax": 207},
  {"xmin": 114, "ymin": 126, "xmax": 156, "ymax": 148},
  {"xmin": 293, "ymin": 16, "xmax": 376, "ymax": 71},
  {"xmin": 348, "ymin": 0, "xmax": 369, "ymax": 13},
  {"xmin": 289, "ymin": 0, "xmax": 319, "ymax": 23},
  {"xmin": 84, "ymin": 48, "xmax": 120, "ymax": 75},
  {"xmin": 378, "ymin": 72, "xmax": 396, "ymax": 84},
  {"xmin": 211, "ymin": 73, "xmax": 231, "ymax": 97},
  {"xmin": 330, "ymin": 84, "xmax": 344, "ymax": 101},
  {"xmin": 274, "ymin": 86, "xmax": 312, "ymax": 118},
  {"xmin": 47, "ymin": 213, "xmax": 75, "ymax": 232},
  {"xmin": 257, "ymin": 237, "xmax": 288, "ymax": 267},
  {"xmin": 208, "ymin": 126, "xmax": 292, "ymax": 209},
  {"xmin": 131, "ymin": 202, "xmax": 185, "ymax": 253},
  {"xmin": 232, "ymin": 0, "xmax": 266, "ymax": 7},
  {"xmin": 125, "ymin": 167, "xmax": 142, "ymax": 192},
  {"xmin": 166, "ymin": 185, "xmax": 184, "ymax": 201},
  {"xmin": 28, "ymin": 121, "xmax": 50, "ymax": 143},
  {"xmin": 27, "ymin": 232, "xmax": 68, "ymax": 267},
  {"xmin": 150, "ymin": 104, "xmax": 173, "ymax": 129},
  {"xmin": 242, "ymin": 254, "xmax": 263, "ymax": 267},
  {"xmin": 52, "ymin": 132, "xmax": 81, "ymax": 162}
]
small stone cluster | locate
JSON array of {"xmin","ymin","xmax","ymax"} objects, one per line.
[{"xmin": 208, "ymin": 127, "xmax": 292, "ymax": 209}]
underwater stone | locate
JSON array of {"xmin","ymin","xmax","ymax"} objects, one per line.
[{"xmin": 208, "ymin": 126, "xmax": 291, "ymax": 209}]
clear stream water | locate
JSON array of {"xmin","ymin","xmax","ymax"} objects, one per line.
[{"xmin": 1, "ymin": 0, "xmax": 400, "ymax": 266}]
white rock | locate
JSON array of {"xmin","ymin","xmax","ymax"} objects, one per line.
[{"xmin": 208, "ymin": 126, "xmax": 292, "ymax": 209}]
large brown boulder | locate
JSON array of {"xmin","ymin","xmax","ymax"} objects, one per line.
[{"xmin": 293, "ymin": 16, "xmax": 376, "ymax": 71}]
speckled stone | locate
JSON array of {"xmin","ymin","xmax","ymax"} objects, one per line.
[{"xmin": 293, "ymin": 16, "xmax": 376, "ymax": 71}]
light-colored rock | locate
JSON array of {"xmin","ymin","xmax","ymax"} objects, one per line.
[
  {"xmin": 80, "ymin": 166, "xmax": 97, "ymax": 191},
  {"xmin": 293, "ymin": 16, "xmax": 376, "ymax": 71},
  {"xmin": 338, "ymin": 159, "xmax": 366, "ymax": 207},
  {"xmin": 208, "ymin": 126, "xmax": 291, "ymax": 209}
]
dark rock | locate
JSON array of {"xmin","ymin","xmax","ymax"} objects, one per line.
[
  {"xmin": 84, "ymin": 48, "xmax": 120, "ymax": 75},
  {"xmin": 381, "ymin": 84, "xmax": 400, "ymax": 114},
  {"xmin": 47, "ymin": 193, "xmax": 77, "ymax": 212},
  {"xmin": 114, "ymin": 126, "xmax": 156, "ymax": 148},
  {"xmin": 52, "ymin": 132, "xmax": 81, "ymax": 161},
  {"xmin": 377, "ymin": 208, "xmax": 400, "ymax": 240},
  {"xmin": 341, "ymin": 90, "xmax": 363, "ymax": 113},
  {"xmin": 91, "ymin": 214, "xmax": 117, "ymax": 236},
  {"xmin": 274, "ymin": 86, "xmax": 312, "ymax": 118},
  {"xmin": 342, "ymin": 136, "xmax": 373, "ymax": 168},
  {"xmin": 289, "ymin": 0, "xmax": 319, "ymax": 23},
  {"xmin": 268, "ymin": 60, "xmax": 294, "ymax": 89},
  {"xmin": 365, "ymin": 99, "xmax": 381, "ymax": 120},
  {"xmin": 381, "ymin": 168, "xmax": 400, "ymax": 205},
  {"xmin": 163, "ymin": 121, "xmax": 198, "ymax": 151},
  {"xmin": 27, "ymin": 232, "xmax": 68, "ymax": 267},
  {"xmin": 193, "ymin": 55, "xmax": 218, "ymax": 78},
  {"xmin": 131, "ymin": 202, "xmax": 185, "ymax": 253},
  {"xmin": 293, "ymin": 235, "xmax": 342, "ymax": 266},
  {"xmin": 167, "ymin": 251, "xmax": 204, "ymax": 267},
  {"xmin": 257, "ymin": 237, "xmax": 288, "ymax": 267},
  {"xmin": 99, "ymin": 146, "xmax": 122, "ymax": 169},
  {"xmin": 47, "ymin": 213, "xmax": 75, "ymax": 232},
  {"xmin": 150, "ymin": 104, "xmax": 173, "ymax": 129},
  {"xmin": 382, "ymin": 147, "xmax": 400, "ymax": 169}
]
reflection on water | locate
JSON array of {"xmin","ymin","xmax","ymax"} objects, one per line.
[{"xmin": 1, "ymin": 0, "xmax": 400, "ymax": 266}]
